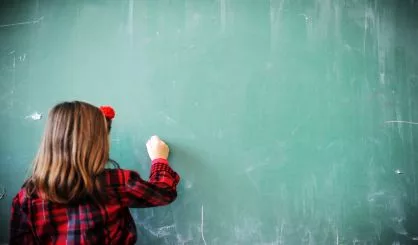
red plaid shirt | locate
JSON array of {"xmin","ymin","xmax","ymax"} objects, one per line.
[{"xmin": 9, "ymin": 159, "xmax": 180, "ymax": 245}]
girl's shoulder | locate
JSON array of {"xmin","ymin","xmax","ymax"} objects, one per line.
[{"xmin": 11, "ymin": 187, "xmax": 32, "ymax": 210}]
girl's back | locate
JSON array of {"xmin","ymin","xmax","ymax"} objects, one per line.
[{"xmin": 9, "ymin": 101, "xmax": 180, "ymax": 245}]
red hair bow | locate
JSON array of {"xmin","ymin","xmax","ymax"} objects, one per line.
[{"xmin": 100, "ymin": 106, "xmax": 115, "ymax": 120}]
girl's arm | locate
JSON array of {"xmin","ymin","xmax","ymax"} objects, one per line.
[
  {"xmin": 112, "ymin": 135, "xmax": 180, "ymax": 208},
  {"xmin": 117, "ymin": 159, "xmax": 180, "ymax": 208}
]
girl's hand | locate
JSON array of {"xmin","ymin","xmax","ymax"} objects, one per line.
[{"xmin": 146, "ymin": 135, "xmax": 169, "ymax": 161}]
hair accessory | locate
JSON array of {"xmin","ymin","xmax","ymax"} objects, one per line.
[{"xmin": 100, "ymin": 106, "xmax": 115, "ymax": 120}]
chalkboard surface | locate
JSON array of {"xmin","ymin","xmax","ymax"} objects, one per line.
[{"xmin": 2, "ymin": 0, "xmax": 418, "ymax": 244}]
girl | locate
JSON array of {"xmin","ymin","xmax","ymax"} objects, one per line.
[{"xmin": 9, "ymin": 101, "xmax": 180, "ymax": 245}]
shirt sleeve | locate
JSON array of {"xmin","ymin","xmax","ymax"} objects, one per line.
[
  {"xmin": 118, "ymin": 161, "xmax": 180, "ymax": 208},
  {"xmin": 9, "ymin": 194, "xmax": 36, "ymax": 245}
]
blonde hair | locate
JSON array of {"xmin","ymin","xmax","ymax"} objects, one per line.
[{"xmin": 25, "ymin": 101, "xmax": 109, "ymax": 204}]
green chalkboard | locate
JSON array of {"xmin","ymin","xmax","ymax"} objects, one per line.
[{"xmin": 2, "ymin": 0, "xmax": 418, "ymax": 244}]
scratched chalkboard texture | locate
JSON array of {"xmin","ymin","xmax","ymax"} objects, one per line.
[{"xmin": 2, "ymin": 0, "xmax": 418, "ymax": 244}]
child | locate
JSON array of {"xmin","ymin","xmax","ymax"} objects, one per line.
[{"xmin": 9, "ymin": 101, "xmax": 180, "ymax": 245}]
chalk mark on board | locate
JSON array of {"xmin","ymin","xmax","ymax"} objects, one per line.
[
  {"xmin": 245, "ymin": 161, "xmax": 270, "ymax": 173},
  {"xmin": 158, "ymin": 112, "xmax": 177, "ymax": 125},
  {"xmin": 165, "ymin": 115, "xmax": 177, "ymax": 125},
  {"xmin": 0, "ymin": 50, "xmax": 18, "ymax": 110},
  {"xmin": 111, "ymin": 138, "xmax": 121, "ymax": 143},
  {"xmin": 291, "ymin": 124, "xmax": 301, "ymax": 135},
  {"xmin": 290, "ymin": 112, "xmax": 313, "ymax": 137},
  {"xmin": 302, "ymin": 229, "xmax": 313, "ymax": 245},
  {"xmin": 220, "ymin": 0, "xmax": 226, "ymax": 32},
  {"xmin": 127, "ymin": 0, "xmax": 134, "ymax": 46},
  {"xmin": 184, "ymin": 180, "xmax": 193, "ymax": 189},
  {"xmin": 201, "ymin": 205, "xmax": 207, "ymax": 245},
  {"xmin": 298, "ymin": 13, "xmax": 311, "ymax": 23},
  {"xmin": 0, "ymin": 16, "xmax": 44, "ymax": 28},
  {"xmin": 363, "ymin": 9, "xmax": 368, "ymax": 55},
  {"xmin": 336, "ymin": 228, "xmax": 339, "ymax": 245},
  {"xmin": 384, "ymin": 120, "xmax": 418, "ymax": 125},
  {"xmin": 25, "ymin": 112, "xmax": 42, "ymax": 121},
  {"xmin": 141, "ymin": 224, "xmax": 176, "ymax": 238},
  {"xmin": 0, "ymin": 185, "xmax": 6, "ymax": 200},
  {"xmin": 277, "ymin": 221, "xmax": 285, "ymax": 245},
  {"xmin": 363, "ymin": 7, "xmax": 376, "ymax": 56},
  {"xmin": 245, "ymin": 172, "xmax": 261, "ymax": 193},
  {"xmin": 12, "ymin": 52, "xmax": 16, "ymax": 69}
]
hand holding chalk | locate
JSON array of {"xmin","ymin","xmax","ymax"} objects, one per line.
[{"xmin": 146, "ymin": 135, "xmax": 169, "ymax": 161}]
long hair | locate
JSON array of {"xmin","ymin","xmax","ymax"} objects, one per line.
[{"xmin": 25, "ymin": 101, "xmax": 110, "ymax": 204}]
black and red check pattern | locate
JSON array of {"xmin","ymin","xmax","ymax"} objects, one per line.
[{"xmin": 9, "ymin": 159, "xmax": 180, "ymax": 245}]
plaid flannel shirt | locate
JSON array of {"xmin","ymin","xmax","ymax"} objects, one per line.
[{"xmin": 9, "ymin": 159, "xmax": 180, "ymax": 245}]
